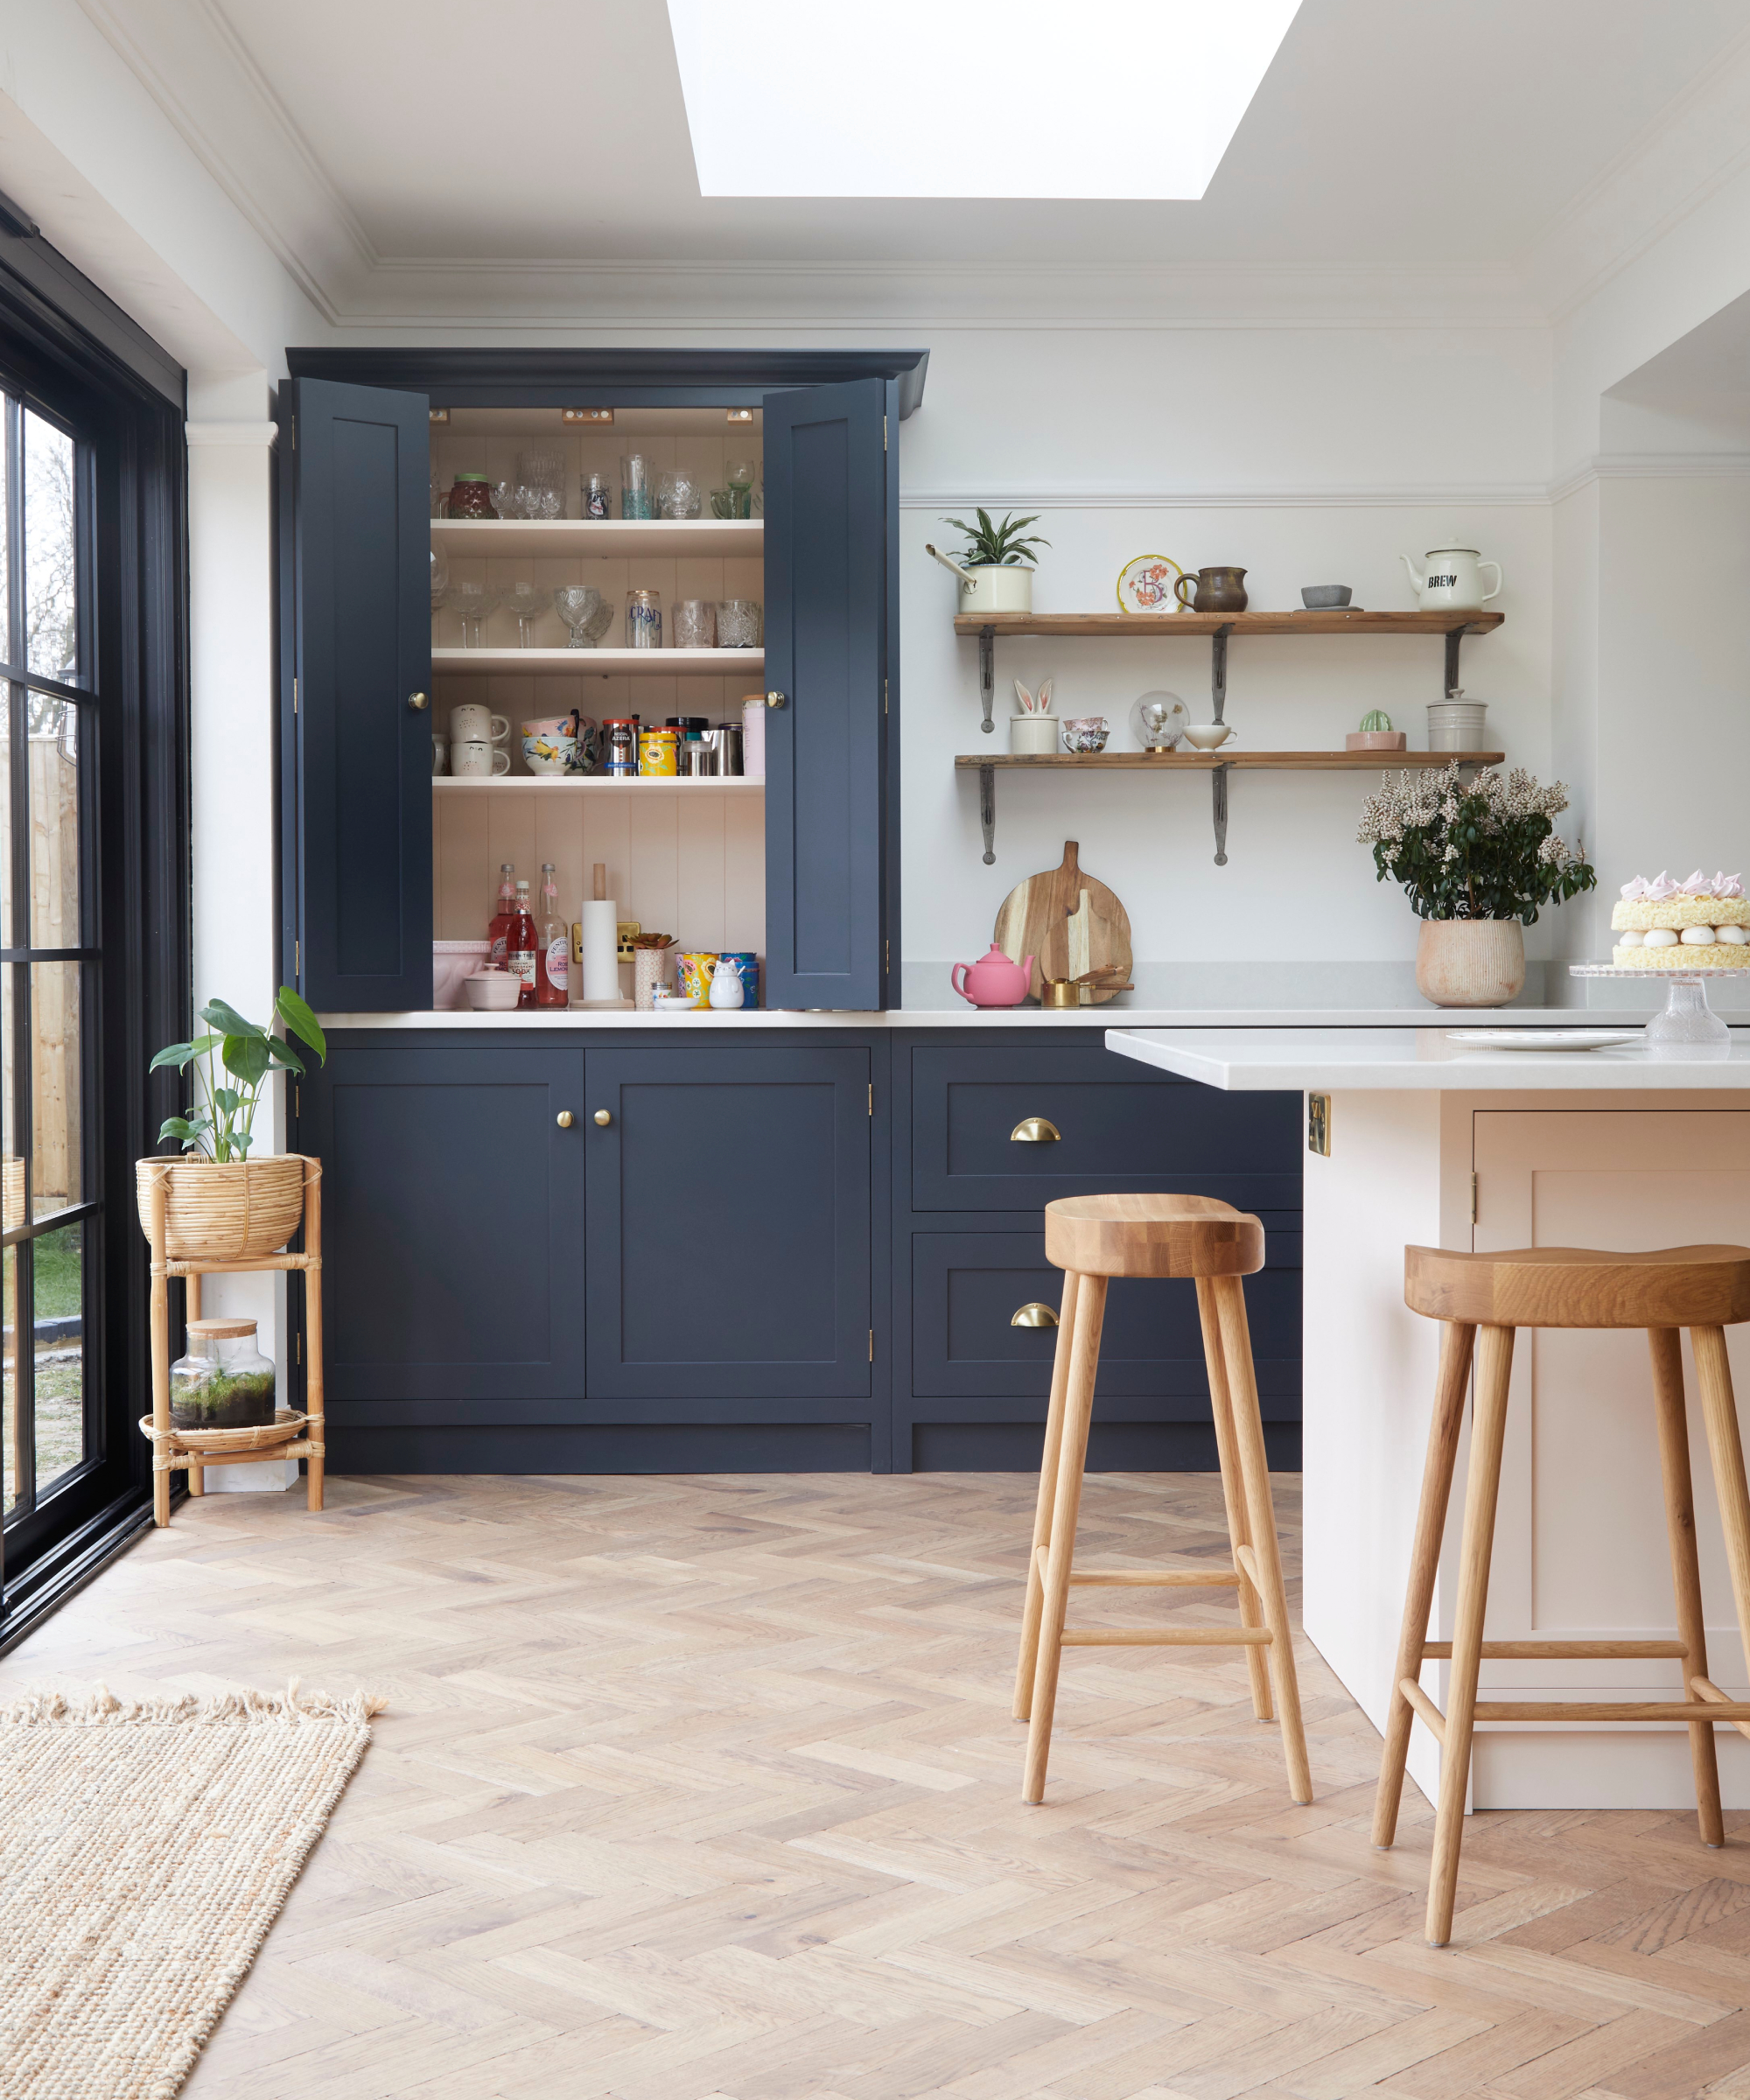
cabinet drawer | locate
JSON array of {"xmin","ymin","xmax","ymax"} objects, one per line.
[
  {"xmin": 910, "ymin": 1229, "xmax": 1301, "ymax": 1403},
  {"xmin": 910, "ymin": 1046, "xmax": 1300, "ymax": 1214}
]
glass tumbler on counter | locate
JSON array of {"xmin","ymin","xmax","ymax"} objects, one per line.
[
  {"xmin": 656, "ymin": 469, "xmax": 703, "ymax": 520},
  {"xmin": 672, "ymin": 598, "xmax": 715, "ymax": 648},
  {"xmin": 716, "ymin": 599, "xmax": 761, "ymax": 648},
  {"xmin": 620, "ymin": 453, "xmax": 654, "ymax": 521},
  {"xmin": 626, "ymin": 586, "xmax": 662, "ymax": 648}
]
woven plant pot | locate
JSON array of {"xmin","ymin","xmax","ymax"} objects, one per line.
[{"xmin": 135, "ymin": 1155, "xmax": 307, "ymax": 1261}]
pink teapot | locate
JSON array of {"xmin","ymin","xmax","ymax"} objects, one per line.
[{"xmin": 951, "ymin": 943, "xmax": 1034, "ymax": 1008}]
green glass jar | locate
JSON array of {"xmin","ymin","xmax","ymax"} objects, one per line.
[{"xmin": 171, "ymin": 1318, "xmax": 276, "ymax": 1430}]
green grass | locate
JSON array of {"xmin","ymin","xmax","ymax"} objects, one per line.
[{"xmin": 31, "ymin": 1222, "xmax": 82, "ymax": 1320}]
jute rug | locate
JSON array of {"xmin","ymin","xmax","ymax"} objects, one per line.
[{"xmin": 0, "ymin": 1683, "xmax": 384, "ymax": 2100}]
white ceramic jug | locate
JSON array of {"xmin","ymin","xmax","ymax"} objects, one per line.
[{"xmin": 1400, "ymin": 542, "xmax": 1502, "ymax": 612}]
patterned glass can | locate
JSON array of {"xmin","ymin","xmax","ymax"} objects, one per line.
[
  {"xmin": 626, "ymin": 588, "xmax": 662, "ymax": 649},
  {"xmin": 638, "ymin": 727, "xmax": 679, "ymax": 777},
  {"xmin": 718, "ymin": 951, "xmax": 760, "ymax": 1009}
]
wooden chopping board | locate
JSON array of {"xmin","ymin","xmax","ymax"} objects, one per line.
[{"xmin": 993, "ymin": 840, "xmax": 1133, "ymax": 1005}]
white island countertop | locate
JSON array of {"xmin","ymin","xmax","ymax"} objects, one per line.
[
  {"xmin": 320, "ymin": 1004, "xmax": 1708, "ymax": 1033},
  {"xmin": 1106, "ymin": 1024, "xmax": 1750, "ymax": 1090}
]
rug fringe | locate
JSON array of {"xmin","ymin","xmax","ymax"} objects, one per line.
[{"xmin": 0, "ymin": 1680, "xmax": 388, "ymax": 1726}]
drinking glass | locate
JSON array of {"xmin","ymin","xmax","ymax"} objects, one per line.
[
  {"xmin": 552, "ymin": 585, "xmax": 612, "ymax": 648},
  {"xmin": 504, "ymin": 581, "xmax": 547, "ymax": 647},
  {"xmin": 672, "ymin": 599, "xmax": 715, "ymax": 648},
  {"xmin": 492, "ymin": 478, "xmax": 520, "ymax": 520},
  {"xmin": 581, "ymin": 471, "xmax": 612, "ymax": 520},
  {"xmin": 620, "ymin": 453, "xmax": 654, "ymax": 521},
  {"xmin": 715, "ymin": 599, "xmax": 761, "ymax": 648},
  {"xmin": 519, "ymin": 452, "xmax": 565, "ymax": 513},
  {"xmin": 430, "ymin": 468, "xmax": 447, "ymax": 518},
  {"xmin": 626, "ymin": 587, "xmax": 662, "ymax": 649},
  {"xmin": 430, "ymin": 549, "xmax": 449, "ymax": 610},
  {"xmin": 708, "ymin": 487, "xmax": 735, "ymax": 519},
  {"xmin": 656, "ymin": 469, "xmax": 702, "ymax": 520},
  {"xmin": 443, "ymin": 580, "xmax": 503, "ymax": 648}
]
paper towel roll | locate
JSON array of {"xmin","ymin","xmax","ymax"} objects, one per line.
[{"xmin": 579, "ymin": 899, "xmax": 620, "ymax": 1004}]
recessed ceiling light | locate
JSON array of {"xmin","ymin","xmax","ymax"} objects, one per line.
[{"xmin": 666, "ymin": 0, "xmax": 1300, "ymax": 200}]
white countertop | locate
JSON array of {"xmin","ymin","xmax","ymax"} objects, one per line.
[
  {"xmin": 1105, "ymin": 1025, "xmax": 1750, "ymax": 1090},
  {"xmin": 320, "ymin": 1004, "xmax": 1683, "ymax": 1032}
]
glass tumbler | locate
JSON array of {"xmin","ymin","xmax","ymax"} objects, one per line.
[
  {"xmin": 716, "ymin": 599, "xmax": 761, "ymax": 648},
  {"xmin": 656, "ymin": 470, "xmax": 703, "ymax": 520},
  {"xmin": 620, "ymin": 454, "xmax": 654, "ymax": 521},
  {"xmin": 626, "ymin": 587, "xmax": 662, "ymax": 649},
  {"xmin": 581, "ymin": 471, "xmax": 612, "ymax": 519},
  {"xmin": 672, "ymin": 599, "xmax": 715, "ymax": 648}
]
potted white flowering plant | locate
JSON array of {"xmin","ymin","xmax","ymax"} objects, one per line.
[{"xmin": 1358, "ymin": 762, "xmax": 1596, "ymax": 1006}]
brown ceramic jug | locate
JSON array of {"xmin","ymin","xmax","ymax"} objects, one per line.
[{"xmin": 1173, "ymin": 565, "xmax": 1249, "ymax": 612}]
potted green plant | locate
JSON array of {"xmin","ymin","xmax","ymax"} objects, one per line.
[
  {"xmin": 1345, "ymin": 709, "xmax": 1406, "ymax": 753},
  {"xmin": 136, "ymin": 988, "xmax": 327, "ymax": 1260},
  {"xmin": 926, "ymin": 509, "xmax": 1052, "ymax": 616},
  {"xmin": 1358, "ymin": 763, "xmax": 1597, "ymax": 1007}
]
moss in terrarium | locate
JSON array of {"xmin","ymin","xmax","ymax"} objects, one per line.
[{"xmin": 170, "ymin": 1368, "xmax": 276, "ymax": 1428}]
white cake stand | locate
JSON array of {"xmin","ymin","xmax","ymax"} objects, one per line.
[{"xmin": 1569, "ymin": 962, "xmax": 1743, "ymax": 1046}]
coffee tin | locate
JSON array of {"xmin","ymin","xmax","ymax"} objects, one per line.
[{"xmin": 638, "ymin": 727, "xmax": 679, "ymax": 777}]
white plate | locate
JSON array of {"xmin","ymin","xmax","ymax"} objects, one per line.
[{"xmin": 1445, "ymin": 1028, "xmax": 1640, "ymax": 1052}]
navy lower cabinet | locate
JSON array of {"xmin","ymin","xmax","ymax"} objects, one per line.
[{"xmin": 892, "ymin": 1031, "xmax": 1302, "ymax": 1474}]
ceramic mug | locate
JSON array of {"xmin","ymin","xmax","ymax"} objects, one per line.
[
  {"xmin": 1182, "ymin": 723, "xmax": 1239, "ymax": 750},
  {"xmin": 450, "ymin": 704, "xmax": 509, "ymax": 746},
  {"xmin": 431, "ymin": 736, "xmax": 448, "ymax": 776},
  {"xmin": 452, "ymin": 739, "xmax": 511, "ymax": 778}
]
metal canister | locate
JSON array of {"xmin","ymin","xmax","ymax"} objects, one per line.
[
  {"xmin": 638, "ymin": 726, "xmax": 679, "ymax": 777},
  {"xmin": 603, "ymin": 717, "xmax": 639, "ymax": 776},
  {"xmin": 676, "ymin": 740, "xmax": 718, "ymax": 777},
  {"xmin": 710, "ymin": 724, "xmax": 744, "ymax": 775}
]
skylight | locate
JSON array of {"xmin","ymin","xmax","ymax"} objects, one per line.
[{"xmin": 665, "ymin": 0, "xmax": 1301, "ymax": 201}]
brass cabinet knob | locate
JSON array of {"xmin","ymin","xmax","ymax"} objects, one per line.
[
  {"xmin": 556, "ymin": 1110, "xmax": 574, "ymax": 1129},
  {"xmin": 1011, "ymin": 1303, "xmax": 1059, "ymax": 1328},
  {"xmin": 765, "ymin": 690, "xmax": 787, "ymax": 708},
  {"xmin": 407, "ymin": 690, "xmax": 429, "ymax": 711},
  {"xmin": 593, "ymin": 1110, "xmax": 612, "ymax": 1127},
  {"xmin": 1009, "ymin": 1116, "xmax": 1061, "ymax": 1144}
]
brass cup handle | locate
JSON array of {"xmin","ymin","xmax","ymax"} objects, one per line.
[
  {"xmin": 556, "ymin": 1111, "xmax": 574, "ymax": 1129},
  {"xmin": 593, "ymin": 1110, "xmax": 612, "ymax": 1127},
  {"xmin": 407, "ymin": 690, "xmax": 429, "ymax": 711},
  {"xmin": 1011, "ymin": 1303, "xmax": 1059, "ymax": 1328},
  {"xmin": 765, "ymin": 690, "xmax": 787, "ymax": 708},
  {"xmin": 1009, "ymin": 1116, "xmax": 1061, "ymax": 1144}
]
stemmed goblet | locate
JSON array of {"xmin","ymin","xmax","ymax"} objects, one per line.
[
  {"xmin": 503, "ymin": 581, "xmax": 547, "ymax": 648},
  {"xmin": 552, "ymin": 585, "xmax": 612, "ymax": 648},
  {"xmin": 443, "ymin": 579, "xmax": 503, "ymax": 648}
]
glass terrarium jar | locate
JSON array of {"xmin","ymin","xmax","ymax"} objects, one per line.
[{"xmin": 171, "ymin": 1318, "xmax": 276, "ymax": 1431}]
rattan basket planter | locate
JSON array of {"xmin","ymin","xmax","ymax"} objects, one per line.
[{"xmin": 135, "ymin": 1155, "xmax": 308, "ymax": 1262}]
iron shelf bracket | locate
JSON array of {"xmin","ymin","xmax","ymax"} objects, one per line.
[
  {"xmin": 1443, "ymin": 621, "xmax": 1480, "ymax": 698},
  {"xmin": 979, "ymin": 625, "xmax": 996, "ymax": 733},
  {"xmin": 979, "ymin": 763, "xmax": 997, "ymax": 864},
  {"xmin": 1211, "ymin": 762, "xmax": 1232, "ymax": 866},
  {"xmin": 1212, "ymin": 622, "xmax": 1233, "ymax": 722}
]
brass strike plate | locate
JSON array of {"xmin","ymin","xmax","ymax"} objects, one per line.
[{"xmin": 1308, "ymin": 1092, "xmax": 1331, "ymax": 1158}]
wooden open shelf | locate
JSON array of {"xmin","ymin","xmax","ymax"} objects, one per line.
[
  {"xmin": 432, "ymin": 517, "xmax": 761, "ymax": 559},
  {"xmin": 432, "ymin": 646, "xmax": 763, "ymax": 676},
  {"xmin": 952, "ymin": 610, "xmax": 1504, "ymax": 638},
  {"xmin": 956, "ymin": 750, "xmax": 1504, "ymax": 772}
]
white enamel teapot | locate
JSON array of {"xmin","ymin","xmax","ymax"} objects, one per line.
[{"xmin": 1400, "ymin": 541, "xmax": 1502, "ymax": 612}]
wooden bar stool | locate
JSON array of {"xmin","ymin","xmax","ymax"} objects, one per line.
[
  {"xmin": 1015, "ymin": 1194, "xmax": 1311, "ymax": 1807},
  {"xmin": 1376, "ymin": 1242, "xmax": 1750, "ymax": 1949}
]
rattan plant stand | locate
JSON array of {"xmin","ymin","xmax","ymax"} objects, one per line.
[{"xmin": 139, "ymin": 1155, "xmax": 324, "ymax": 1526}]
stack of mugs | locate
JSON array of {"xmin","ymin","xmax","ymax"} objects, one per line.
[{"xmin": 434, "ymin": 703, "xmax": 510, "ymax": 778}]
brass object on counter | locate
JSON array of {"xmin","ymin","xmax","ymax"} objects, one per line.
[
  {"xmin": 1010, "ymin": 1116, "xmax": 1061, "ymax": 1144},
  {"xmin": 1011, "ymin": 1303, "xmax": 1059, "ymax": 1328}
]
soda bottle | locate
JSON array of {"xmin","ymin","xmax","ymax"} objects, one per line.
[
  {"xmin": 508, "ymin": 880, "xmax": 538, "ymax": 1007},
  {"xmin": 486, "ymin": 863, "xmax": 516, "ymax": 968},
  {"xmin": 536, "ymin": 863, "xmax": 569, "ymax": 1007}
]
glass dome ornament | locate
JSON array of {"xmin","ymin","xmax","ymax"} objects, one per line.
[{"xmin": 1131, "ymin": 690, "xmax": 1188, "ymax": 754}]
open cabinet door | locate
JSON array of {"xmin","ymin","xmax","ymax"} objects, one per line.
[
  {"xmin": 762, "ymin": 377, "xmax": 888, "ymax": 1010},
  {"xmin": 280, "ymin": 377, "xmax": 431, "ymax": 1012}
]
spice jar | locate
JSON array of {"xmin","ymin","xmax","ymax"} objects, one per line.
[
  {"xmin": 603, "ymin": 718, "xmax": 639, "ymax": 776},
  {"xmin": 171, "ymin": 1318, "xmax": 276, "ymax": 1431},
  {"xmin": 447, "ymin": 472, "xmax": 498, "ymax": 519},
  {"xmin": 626, "ymin": 587, "xmax": 662, "ymax": 649},
  {"xmin": 638, "ymin": 726, "xmax": 679, "ymax": 777}
]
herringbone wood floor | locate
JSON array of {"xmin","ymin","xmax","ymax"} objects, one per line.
[{"xmin": 6, "ymin": 1471, "xmax": 1750, "ymax": 2100}]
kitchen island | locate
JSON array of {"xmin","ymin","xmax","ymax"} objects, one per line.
[{"xmin": 1106, "ymin": 1024, "xmax": 1750, "ymax": 1812}]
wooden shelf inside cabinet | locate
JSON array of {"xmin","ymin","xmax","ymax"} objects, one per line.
[
  {"xmin": 432, "ymin": 647, "xmax": 763, "ymax": 676},
  {"xmin": 433, "ymin": 775, "xmax": 765, "ymax": 793},
  {"xmin": 431, "ymin": 517, "xmax": 762, "ymax": 558},
  {"xmin": 957, "ymin": 750, "xmax": 1507, "ymax": 868}
]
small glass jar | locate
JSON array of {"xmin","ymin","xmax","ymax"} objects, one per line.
[
  {"xmin": 447, "ymin": 472, "xmax": 498, "ymax": 519},
  {"xmin": 626, "ymin": 587, "xmax": 662, "ymax": 649},
  {"xmin": 716, "ymin": 598, "xmax": 762, "ymax": 648},
  {"xmin": 171, "ymin": 1318, "xmax": 276, "ymax": 1431}
]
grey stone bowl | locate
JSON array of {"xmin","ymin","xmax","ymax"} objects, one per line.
[{"xmin": 1300, "ymin": 584, "xmax": 1354, "ymax": 609}]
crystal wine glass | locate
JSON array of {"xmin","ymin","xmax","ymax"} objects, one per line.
[
  {"xmin": 552, "ymin": 584, "xmax": 612, "ymax": 648},
  {"xmin": 430, "ymin": 548, "xmax": 449, "ymax": 610},
  {"xmin": 443, "ymin": 580, "xmax": 503, "ymax": 648},
  {"xmin": 504, "ymin": 581, "xmax": 547, "ymax": 648}
]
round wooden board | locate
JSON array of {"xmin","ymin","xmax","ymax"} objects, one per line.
[{"xmin": 992, "ymin": 841, "xmax": 1133, "ymax": 1004}]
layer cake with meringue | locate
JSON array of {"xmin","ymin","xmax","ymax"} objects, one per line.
[{"xmin": 1612, "ymin": 871, "xmax": 1750, "ymax": 968}]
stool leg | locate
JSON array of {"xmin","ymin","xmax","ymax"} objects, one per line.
[
  {"xmin": 1649, "ymin": 1327, "xmax": 1724, "ymax": 1848},
  {"xmin": 1024, "ymin": 1273, "xmax": 1106, "ymax": 1804},
  {"xmin": 1375, "ymin": 1320, "xmax": 1475, "ymax": 1850},
  {"xmin": 1427, "ymin": 1320, "xmax": 1514, "ymax": 1948},
  {"xmin": 1196, "ymin": 1276, "xmax": 1272, "ymax": 1721},
  {"xmin": 1214, "ymin": 1272, "xmax": 1312, "ymax": 1805},
  {"xmin": 1694, "ymin": 1325, "xmax": 1750, "ymax": 1770},
  {"xmin": 1015, "ymin": 1269, "xmax": 1082, "ymax": 1720}
]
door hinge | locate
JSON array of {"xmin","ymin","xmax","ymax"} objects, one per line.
[
  {"xmin": 289, "ymin": 418, "xmax": 296, "ymax": 452},
  {"xmin": 295, "ymin": 1084, "xmax": 300, "ymax": 1118},
  {"xmin": 883, "ymin": 677, "xmax": 888, "ymax": 714},
  {"xmin": 868, "ymin": 1082, "xmax": 872, "ymax": 1116},
  {"xmin": 294, "ymin": 939, "xmax": 300, "ymax": 973},
  {"xmin": 296, "ymin": 1333, "xmax": 302, "ymax": 1365},
  {"xmin": 869, "ymin": 1328, "xmax": 874, "ymax": 1362},
  {"xmin": 883, "ymin": 415, "xmax": 888, "ymax": 452},
  {"xmin": 1470, "ymin": 1172, "xmax": 1479, "ymax": 1226},
  {"xmin": 292, "ymin": 676, "xmax": 298, "ymax": 714}
]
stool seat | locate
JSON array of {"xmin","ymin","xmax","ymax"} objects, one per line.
[
  {"xmin": 1045, "ymin": 1194, "xmax": 1265, "ymax": 1280},
  {"xmin": 1405, "ymin": 1242, "xmax": 1750, "ymax": 1329}
]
